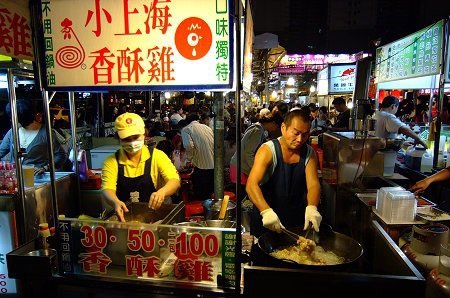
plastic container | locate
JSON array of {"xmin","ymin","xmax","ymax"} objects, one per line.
[
  {"xmin": 376, "ymin": 186, "xmax": 405, "ymax": 216},
  {"xmin": 420, "ymin": 151, "xmax": 433, "ymax": 173},
  {"xmin": 405, "ymin": 145, "xmax": 426, "ymax": 171},
  {"xmin": 381, "ymin": 190, "xmax": 416, "ymax": 223}
]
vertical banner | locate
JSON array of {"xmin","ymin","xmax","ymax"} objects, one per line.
[
  {"xmin": 0, "ymin": 0, "xmax": 34, "ymax": 60},
  {"xmin": 40, "ymin": 0, "xmax": 233, "ymax": 90}
]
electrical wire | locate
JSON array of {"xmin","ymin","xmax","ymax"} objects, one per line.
[{"xmin": 351, "ymin": 131, "xmax": 369, "ymax": 187}]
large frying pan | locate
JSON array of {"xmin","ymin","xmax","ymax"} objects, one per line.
[{"xmin": 257, "ymin": 225, "xmax": 363, "ymax": 270}]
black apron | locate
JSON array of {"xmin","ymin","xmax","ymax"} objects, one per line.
[
  {"xmin": 115, "ymin": 147, "xmax": 156, "ymax": 203},
  {"xmin": 250, "ymin": 139, "xmax": 308, "ymax": 238}
]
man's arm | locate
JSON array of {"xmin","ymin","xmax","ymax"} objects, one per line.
[
  {"xmin": 305, "ymin": 150, "xmax": 321, "ymax": 207},
  {"xmin": 245, "ymin": 144, "xmax": 273, "ymax": 212},
  {"xmin": 398, "ymin": 126, "xmax": 428, "ymax": 149},
  {"xmin": 0, "ymin": 130, "xmax": 12, "ymax": 159}
]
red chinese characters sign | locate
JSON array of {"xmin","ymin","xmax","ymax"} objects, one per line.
[
  {"xmin": 0, "ymin": 0, "xmax": 34, "ymax": 60},
  {"xmin": 40, "ymin": 0, "xmax": 233, "ymax": 90},
  {"xmin": 58, "ymin": 219, "xmax": 235, "ymax": 288}
]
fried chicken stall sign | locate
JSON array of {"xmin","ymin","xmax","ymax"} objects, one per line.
[
  {"xmin": 40, "ymin": 0, "xmax": 233, "ymax": 90},
  {"xmin": 0, "ymin": 0, "xmax": 34, "ymax": 60},
  {"xmin": 329, "ymin": 64, "xmax": 356, "ymax": 94}
]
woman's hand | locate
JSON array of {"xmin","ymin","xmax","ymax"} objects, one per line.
[
  {"xmin": 114, "ymin": 200, "xmax": 129, "ymax": 222},
  {"xmin": 149, "ymin": 190, "xmax": 166, "ymax": 210}
]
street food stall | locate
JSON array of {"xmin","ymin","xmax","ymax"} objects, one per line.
[
  {"xmin": 375, "ymin": 18, "xmax": 450, "ymax": 210},
  {"xmin": 4, "ymin": 0, "xmax": 246, "ymax": 296},
  {"xmin": 2, "ymin": 0, "xmax": 444, "ymax": 297}
]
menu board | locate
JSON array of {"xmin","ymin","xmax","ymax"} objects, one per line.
[
  {"xmin": 375, "ymin": 20, "xmax": 443, "ymax": 83},
  {"xmin": 58, "ymin": 219, "xmax": 236, "ymax": 288},
  {"xmin": 40, "ymin": 0, "xmax": 233, "ymax": 90}
]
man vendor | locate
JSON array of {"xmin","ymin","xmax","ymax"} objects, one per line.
[{"xmin": 246, "ymin": 109, "xmax": 322, "ymax": 238}]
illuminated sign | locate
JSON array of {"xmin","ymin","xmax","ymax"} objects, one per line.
[
  {"xmin": 0, "ymin": 0, "xmax": 34, "ymax": 60},
  {"xmin": 375, "ymin": 20, "xmax": 443, "ymax": 83},
  {"xmin": 277, "ymin": 53, "xmax": 367, "ymax": 74},
  {"xmin": 329, "ymin": 63, "xmax": 356, "ymax": 94},
  {"xmin": 317, "ymin": 67, "xmax": 328, "ymax": 96},
  {"xmin": 39, "ymin": 0, "xmax": 233, "ymax": 90}
]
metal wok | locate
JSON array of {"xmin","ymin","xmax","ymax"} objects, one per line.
[{"xmin": 257, "ymin": 225, "xmax": 363, "ymax": 270}]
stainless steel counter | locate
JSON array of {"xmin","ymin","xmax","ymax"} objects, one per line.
[{"xmin": 23, "ymin": 172, "xmax": 79, "ymax": 242}]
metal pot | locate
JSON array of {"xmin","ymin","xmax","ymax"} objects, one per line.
[
  {"xmin": 257, "ymin": 225, "xmax": 363, "ymax": 270},
  {"xmin": 202, "ymin": 199, "xmax": 236, "ymax": 220}
]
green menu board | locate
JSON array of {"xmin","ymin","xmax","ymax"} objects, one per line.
[{"xmin": 375, "ymin": 20, "xmax": 444, "ymax": 83}]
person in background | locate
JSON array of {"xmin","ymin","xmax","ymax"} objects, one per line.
[
  {"xmin": 410, "ymin": 165, "xmax": 450, "ymax": 194},
  {"xmin": 310, "ymin": 106, "xmax": 331, "ymax": 136},
  {"xmin": 0, "ymin": 101, "xmax": 9, "ymax": 139},
  {"xmin": 200, "ymin": 112, "xmax": 212, "ymax": 127},
  {"xmin": 271, "ymin": 101, "xmax": 289, "ymax": 119},
  {"xmin": 229, "ymin": 113, "xmax": 284, "ymax": 185},
  {"xmin": 259, "ymin": 108, "xmax": 271, "ymax": 118},
  {"xmin": 328, "ymin": 97, "xmax": 350, "ymax": 131},
  {"xmin": 374, "ymin": 95, "xmax": 428, "ymax": 149},
  {"xmin": 156, "ymin": 139, "xmax": 175, "ymax": 163},
  {"xmin": 181, "ymin": 113, "xmax": 215, "ymax": 201},
  {"xmin": 102, "ymin": 112, "xmax": 180, "ymax": 222},
  {"xmin": 246, "ymin": 109, "xmax": 322, "ymax": 238},
  {"xmin": 170, "ymin": 105, "xmax": 184, "ymax": 127},
  {"xmin": 0, "ymin": 99, "xmax": 69, "ymax": 175}
]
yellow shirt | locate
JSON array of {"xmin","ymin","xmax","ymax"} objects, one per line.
[{"xmin": 101, "ymin": 146, "xmax": 180, "ymax": 192}]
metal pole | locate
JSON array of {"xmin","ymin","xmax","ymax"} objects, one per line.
[
  {"xmin": 433, "ymin": 18, "xmax": 448, "ymax": 168},
  {"xmin": 99, "ymin": 93, "xmax": 105, "ymax": 137},
  {"xmin": 68, "ymin": 92, "xmax": 79, "ymax": 175},
  {"xmin": 7, "ymin": 69, "xmax": 27, "ymax": 244},
  {"xmin": 213, "ymin": 92, "xmax": 224, "ymax": 201},
  {"xmin": 264, "ymin": 50, "xmax": 269, "ymax": 105},
  {"xmin": 149, "ymin": 91, "xmax": 153, "ymax": 117},
  {"xmin": 234, "ymin": 0, "xmax": 243, "ymax": 294},
  {"xmin": 41, "ymin": 90, "xmax": 59, "ymax": 229}
]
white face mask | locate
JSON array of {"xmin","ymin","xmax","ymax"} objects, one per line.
[{"xmin": 121, "ymin": 140, "xmax": 144, "ymax": 154}]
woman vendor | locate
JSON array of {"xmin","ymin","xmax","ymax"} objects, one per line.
[{"xmin": 102, "ymin": 112, "xmax": 181, "ymax": 222}]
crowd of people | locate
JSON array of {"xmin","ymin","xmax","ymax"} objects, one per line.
[{"xmin": 4, "ymin": 94, "xmax": 446, "ymax": 237}]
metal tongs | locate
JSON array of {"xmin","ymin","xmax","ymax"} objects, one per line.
[
  {"xmin": 281, "ymin": 227, "xmax": 300, "ymax": 243},
  {"xmin": 304, "ymin": 223, "xmax": 318, "ymax": 243}
]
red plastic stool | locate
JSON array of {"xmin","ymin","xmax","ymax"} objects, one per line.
[
  {"xmin": 211, "ymin": 191, "xmax": 236, "ymax": 202},
  {"xmin": 184, "ymin": 201, "xmax": 204, "ymax": 218}
]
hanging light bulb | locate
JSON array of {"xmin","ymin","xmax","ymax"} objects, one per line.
[{"xmin": 287, "ymin": 76, "xmax": 295, "ymax": 86}]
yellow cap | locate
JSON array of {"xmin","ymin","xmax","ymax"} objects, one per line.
[{"xmin": 114, "ymin": 112, "xmax": 145, "ymax": 139}]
